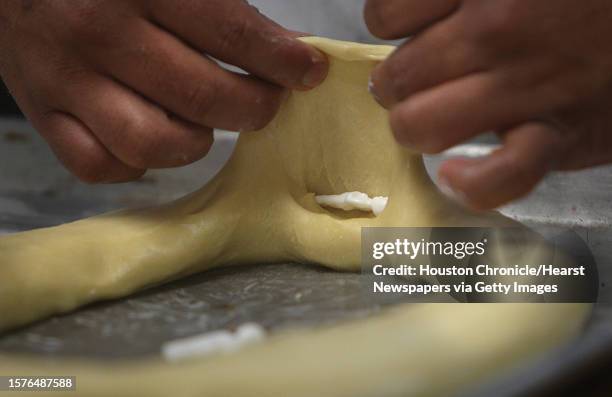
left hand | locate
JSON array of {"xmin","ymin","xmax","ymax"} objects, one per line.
[{"xmin": 365, "ymin": 0, "xmax": 612, "ymax": 210}]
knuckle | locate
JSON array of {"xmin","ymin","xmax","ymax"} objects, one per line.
[
  {"xmin": 122, "ymin": 123, "xmax": 214, "ymax": 169},
  {"xmin": 52, "ymin": 61, "xmax": 92, "ymax": 85},
  {"xmin": 57, "ymin": 1, "xmax": 132, "ymax": 47},
  {"xmin": 217, "ymin": 17, "xmax": 251, "ymax": 53},
  {"xmin": 112, "ymin": 116, "xmax": 157, "ymax": 169},
  {"xmin": 469, "ymin": 0, "xmax": 522, "ymax": 43},
  {"xmin": 186, "ymin": 81, "xmax": 218, "ymax": 121},
  {"xmin": 114, "ymin": 112, "xmax": 148, "ymax": 140},
  {"xmin": 60, "ymin": 3, "xmax": 102, "ymax": 37}
]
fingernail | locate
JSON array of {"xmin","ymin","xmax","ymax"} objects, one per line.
[
  {"xmin": 368, "ymin": 67, "xmax": 390, "ymax": 108},
  {"xmin": 438, "ymin": 176, "xmax": 469, "ymax": 207},
  {"xmin": 302, "ymin": 50, "xmax": 328, "ymax": 89},
  {"xmin": 368, "ymin": 77, "xmax": 383, "ymax": 105}
]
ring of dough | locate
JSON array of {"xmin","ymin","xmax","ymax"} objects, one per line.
[{"xmin": 0, "ymin": 37, "xmax": 590, "ymax": 397}]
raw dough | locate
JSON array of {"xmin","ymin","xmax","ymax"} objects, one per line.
[{"xmin": 0, "ymin": 37, "xmax": 590, "ymax": 396}]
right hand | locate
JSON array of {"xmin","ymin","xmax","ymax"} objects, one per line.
[
  {"xmin": 0, "ymin": 0, "xmax": 328, "ymax": 182},
  {"xmin": 364, "ymin": 0, "xmax": 612, "ymax": 210}
]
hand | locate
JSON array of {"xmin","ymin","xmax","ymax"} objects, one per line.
[
  {"xmin": 365, "ymin": 0, "xmax": 612, "ymax": 209},
  {"xmin": 0, "ymin": 0, "xmax": 328, "ymax": 183}
]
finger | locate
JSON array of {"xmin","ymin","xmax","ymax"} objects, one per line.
[
  {"xmin": 371, "ymin": 14, "xmax": 483, "ymax": 108},
  {"xmin": 437, "ymin": 122, "xmax": 562, "ymax": 210},
  {"xmin": 0, "ymin": 74, "xmax": 142, "ymax": 183},
  {"xmin": 148, "ymin": 0, "xmax": 328, "ymax": 90},
  {"xmin": 88, "ymin": 20, "xmax": 286, "ymax": 132},
  {"xmin": 56, "ymin": 72, "xmax": 214, "ymax": 170},
  {"xmin": 364, "ymin": 0, "xmax": 459, "ymax": 39},
  {"xmin": 35, "ymin": 111, "xmax": 145, "ymax": 183},
  {"xmin": 389, "ymin": 71, "xmax": 571, "ymax": 154}
]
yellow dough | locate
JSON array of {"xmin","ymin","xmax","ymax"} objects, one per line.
[{"xmin": 0, "ymin": 38, "xmax": 590, "ymax": 396}]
